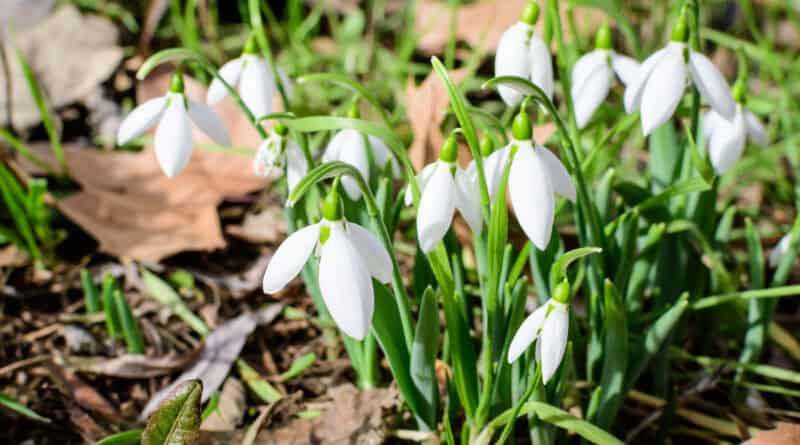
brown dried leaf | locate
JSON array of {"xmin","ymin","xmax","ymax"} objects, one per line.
[
  {"xmin": 59, "ymin": 349, "xmax": 202, "ymax": 378},
  {"xmin": 226, "ymin": 208, "xmax": 287, "ymax": 244},
  {"xmin": 414, "ymin": 0, "xmax": 601, "ymax": 55},
  {"xmin": 49, "ymin": 365, "xmax": 118, "ymax": 419},
  {"xmin": 743, "ymin": 423, "xmax": 800, "ymax": 445},
  {"xmin": 200, "ymin": 378, "xmax": 247, "ymax": 432}
]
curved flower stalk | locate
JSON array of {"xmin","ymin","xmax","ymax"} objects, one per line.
[
  {"xmin": 207, "ymin": 36, "xmax": 292, "ymax": 119},
  {"xmin": 495, "ymin": 2, "xmax": 553, "ymax": 107},
  {"xmin": 262, "ymin": 180, "xmax": 391, "ymax": 340},
  {"xmin": 702, "ymin": 82, "xmax": 768, "ymax": 174},
  {"xmin": 117, "ymin": 70, "xmax": 230, "ymax": 178},
  {"xmin": 483, "ymin": 111, "xmax": 576, "ymax": 250},
  {"xmin": 624, "ymin": 7, "xmax": 735, "ymax": 136},
  {"xmin": 508, "ymin": 280, "xmax": 571, "ymax": 383},
  {"xmin": 571, "ymin": 25, "xmax": 640, "ymax": 129},
  {"xmin": 408, "ymin": 133, "xmax": 482, "ymax": 253},
  {"xmin": 253, "ymin": 122, "xmax": 309, "ymax": 194}
]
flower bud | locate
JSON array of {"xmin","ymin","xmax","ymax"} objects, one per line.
[
  {"xmin": 670, "ymin": 6, "xmax": 689, "ymax": 43},
  {"xmin": 322, "ymin": 178, "xmax": 343, "ymax": 221},
  {"xmin": 169, "ymin": 68, "xmax": 185, "ymax": 93},
  {"xmin": 438, "ymin": 133, "xmax": 459, "ymax": 163},
  {"xmin": 511, "ymin": 111, "xmax": 533, "ymax": 141},
  {"xmin": 274, "ymin": 121, "xmax": 288, "ymax": 136},
  {"xmin": 479, "ymin": 137, "xmax": 495, "ymax": 157},
  {"xmin": 347, "ymin": 99, "xmax": 360, "ymax": 119},
  {"xmin": 243, "ymin": 34, "xmax": 258, "ymax": 54},
  {"xmin": 595, "ymin": 24, "xmax": 612, "ymax": 50},
  {"xmin": 552, "ymin": 279, "xmax": 571, "ymax": 304},
  {"xmin": 521, "ymin": 1, "xmax": 540, "ymax": 25}
]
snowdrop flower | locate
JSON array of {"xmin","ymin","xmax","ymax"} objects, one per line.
[
  {"xmin": 495, "ymin": 2, "xmax": 553, "ymax": 107},
  {"xmin": 207, "ymin": 36, "xmax": 288, "ymax": 119},
  {"xmin": 482, "ymin": 111, "xmax": 576, "ymax": 250},
  {"xmin": 117, "ymin": 70, "xmax": 230, "ymax": 178},
  {"xmin": 624, "ymin": 7, "xmax": 735, "ymax": 136},
  {"xmin": 702, "ymin": 82, "xmax": 768, "ymax": 174},
  {"xmin": 571, "ymin": 25, "xmax": 639, "ymax": 129},
  {"xmin": 262, "ymin": 180, "xmax": 391, "ymax": 340},
  {"xmin": 253, "ymin": 122, "xmax": 308, "ymax": 194},
  {"xmin": 769, "ymin": 233, "xmax": 796, "ymax": 268},
  {"xmin": 411, "ymin": 134, "xmax": 482, "ymax": 253},
  {"xmin": 508, "ymin": 280, "xmax": 571, "ymax": 383}
]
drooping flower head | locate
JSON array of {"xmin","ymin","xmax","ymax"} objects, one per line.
[
  {"xmin": 495, "ymin": 1, "xmax": 554, "ymax": 107},
  {"xmin": 482, "ymin": 110, "xmax": 576, "ymax": 250},
  {"xmin": 410, "ymin": 133, "xmax": 483, "ymax": 253},
  {"xmin": 253, "ymin": 122, "xmax": 308, "ymax": 194},
  {"xmin": 117, "ymin": 69, "xmax": 230, "ymax": 178},
  {"xmin": 624, "ymin": 5, "xmax": 736, "ymax": 135},
  {"xmin": 262, "ymin": 179, "xmax": 392, "ymax": 340},
  {"xmin": 571, "ymin": 24, "xmax": 640, "ymax": 129},
  {"xmin": 508, "ymin": 280, "xmax": 571, "ymax": 383}
]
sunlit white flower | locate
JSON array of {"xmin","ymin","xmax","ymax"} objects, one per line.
[
  {"xmin": 262, "ymin": 184, "xmax": 391, "ymax": 340},
  {"xmin": 117, "ymin": 72, "xmax": 230, "ymax": 178},
  {"xmin": 408, "ymin": 135, "xmax": 482, "ymax": 253},
  {"xmin": 322, "ymin": 129, "xmax": 400, "ymax": 200},
  {"xmin": 624, "ymin": 11, "xmax": 735, "ymax": 136},
  {"xmin": 769, "ymin": 233, "xmax": 795, "ymax": 268},
  {"xmin": 571, "ymin": 25, "xmax": 639, "ymax": 129},
  {"xmin": 702, "ymin": 104, "xmax": 767, "ymax": 174},
  {"xmin": 508, "ymin": 281, "xmax": 571, "ymax": 383},
  {"xmin": 207, "ymin": 37, "xmax": 291, "ymax": 119},
  {"xmin": 495, "ymin": 2, "xmax": 553, "ymax": 107},
  {"xmin": 253, "ymin": 124, "xmax": 308, "ymax": 194}
]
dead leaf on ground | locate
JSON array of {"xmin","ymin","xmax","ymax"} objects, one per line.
[
  {"xmin": 0, "ymin": 244, "xmax": 29, "ymax": 268},
  {"xmin": 0, "ymin": 5, "xmax": 123, "ymax": 130},
  {"xmin": 415, "ymin": 0, "xmax": 602, "ymax": 55},
  {"xmin": 742, "ymin": 422, "xmax": 800, "ymax": 444},
  {"xmin": 0, "ymin": 0, "xmax": 54, "ymax": 33},
  {"xmin": 48, "ymin": 365, "xmax": 118, "ymax": 419},
  {"xmin": 201, "ymin": 377, "xmax": 247, "ymax": 432},
  {"xmin": 226, "ymin": 208, "xmax": 287, "ymax": 244},
  {"xmin": 58, "ymin": 349, "xmax": 203, "ymax": 379}
]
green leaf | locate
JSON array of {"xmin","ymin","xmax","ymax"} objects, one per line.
[
  {"xmin": 236, "ymin": 359, "xmax": 282, "ymax": 403},
  {"xmin": 101, "ymin": 273, "xmax": 122, "ymax": 338},
  {"xmin": 141, "ymin": 269, "xmax": 209, "ymax": 336},
  {"xmin": 81, "ymin": 269, "xmax": 101, "ymax": 313},
  {"xmin": 0, "ymin": 164, "xmax": 40, "ymax": 259},
  {"xmin": 94, "ymin": 430, "xmax": 143, "ymax": 445},
  {"xmin": 691, "ymin": 285, "xmax": 800, "ymax": 310},
  {"xmin": 549, "ymin": 247, "xmax": 603, "ymax": 291},
  {"xmin": 647, "ymin": 121, "xmax": 681, "ymax": 192},
  {"xmin": 636, "ymin": 177, "xmax": 710, "ymax": 213},
  {"xmin": 142, "ymin": 379, "xmax": 202, "ymax": 445},
  {"xmin": 115, "ymin": 289, "xmax": 145, "ymax": 354},
  {"xmin": 410, "ymin": 287, "xmax": 440, "ymax": 430},
  {"xmin": 592, "ymin": 280, "xmax": 628, "ymax": 429},
  {"xmin": 287, "ymin": 161, "xmax": 371, "ymax": 211},
  {"xmin": 279, "ymin": 352, "xmax": 317, "ymax": 381},
  {"xmin": 0, "ymin": 394, "xmax": 51, "ymax": 423}
]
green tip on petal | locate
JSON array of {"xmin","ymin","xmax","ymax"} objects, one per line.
[
  {"xmin": 322, "ymin": 178, "xmax": 343, "ymax": 221},
  {"xmin": 243, "ymin": 35, "xmax": 258, "ymax": 54},
  {"xmin": 169, "ymin": 68, "xmax": 185, "ymax": 93},
  {"xmin": 274, "ymin": 122, "xmax": 288, "ymax": 136},
  {"xmin": 511, "ymin": 111, "xmax": 533, "ymax": 141},
  {"xmin": 595, "ymin": 23, "xmax": 612, "ymax": 50},
  {"xmin": 671, "ymin": 6, "xmax": 689, "ymax": 43},
  {"xmin": 521, "ymin": 1, "xmax": 540, "ymax": 25},
  {"xmin": 479, "ymin": 137, "xmax": 495, "ymax": 157},
  {"xmin": 552, "ymin": 279, "xmax": 571, "ymax": 304},
  {"xmin": 439, "ymin": 132, "xmax": 459, "ymax": 163},
  {"xmin": 347, "ymin": 99, "xmax": 360, "ymax": 119}
]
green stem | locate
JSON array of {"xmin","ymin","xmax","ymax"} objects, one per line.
[{"xmin": 496, "ymin": 364, "xmax": 542, "ymax": 445}]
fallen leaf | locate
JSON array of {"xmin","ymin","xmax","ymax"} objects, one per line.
[
  {"xmin": 0, "ymin": 0, "xmax": 54, "ymax": 32},
  {"xmin": 58, "ymin": 350, "xmax": 203, "ymax": 378},
  {"xmin": 226, "ymin": 208, "xmax": 287, "ymax": 244},
  {"xmin": 0, "ymin": 244, "xmax": 29, "ymax": 268},
  {"xmin": 200, "ymin": 378, "xmax": 246, "ymax": 432},
  {"xmin": 742, "ymin": 423, "xmax": 800, "ymax": 445},
  {"xmin": 142, "ymin": 379, "xmax": 202, "ymax": 445},
  {"xmin": 0, "ymin": 5, "xmax": 123, "ymax": 130},
  {"xmin": 49, "ymin": 365, "xmax": 118, "ymax": 419},
  {"xmin": 414, "ymin": 0, "xmax": 602, "ymax": 55}
]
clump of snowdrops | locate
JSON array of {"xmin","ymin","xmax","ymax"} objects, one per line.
[{"xmin": 120, "ymin": 0, "xmax": 800, "ymax": 443}]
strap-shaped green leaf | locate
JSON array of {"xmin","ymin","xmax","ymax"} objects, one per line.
[
  {"xmin": 591, "ymin": 280, "xmax": 628, "ymax": 429},
  {"xmin": 94, "ymin": 430, "xmax": 143, "ymax": 445},
  {"xmin": 410, "ymin": 287, "xmax": 440, "ymax": 430},
  {"xmin": 0, "ymin": 394, "xmax": 50, "ymax": 423},
  {"xmin": 142, "ymin": 380, "xmax": 202, "ymax": 445}
]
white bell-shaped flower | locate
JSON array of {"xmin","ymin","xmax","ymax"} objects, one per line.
[
  {"xmin": 322, "ymin": 129, "xmax": 400, "ymax": 200},
  {"xmin": 262, "ymin": 182, "xmax": 392, "ymax": 340},
  {"xmin": 253, "ymin": 123, "xmax": 308, "ymax": 194},
  {"xmin": 483, "ymin": 113, "xmax": 576, "ymax": 250},
  {"xmin": 508, "ymin": 281, "xmax": 571, "ymax": 383},
  {"xmin": 117, "ymin": 71, "xmax": 230, "ymax": 178},
  {"xmin": 769, "ymin": 233, "xmax": 795, "ymax": 268},
  {"xmin": 495, "ymin": 2, "xmax": 553, "ymax": 107},
  {"xmin": 624, "ymin": 9, "xmax": 735, "ymax": 136},
  {"xmin": 702, "ymin": 83, "xmax": 768, "ymax": 175},
  {"xmin": 410, "ymin": 135, "xmax": 482, "ymax": 253},
  {"xmin": 571, "ymin": 25, "xmax": 640, "ymax": 129}
]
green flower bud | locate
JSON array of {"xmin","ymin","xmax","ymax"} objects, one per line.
[
  {"xmin": 480, "ymin": 137, "xmax": 495, "ymax": 157},
  {"xmin": 347, "ymin": 99, "xmax": 360, "ymax": 119},
  {"xmin": 671, "ymin": 6, "xmax": 689, "ymax": 43},
  {"xmin": 243, "ymin": 35, "xmax": 258, "ymax": 54},
  {"xmin": 595, "ymin": 24, "xmax": 612, "ymax": 50},
  {"xmin": 552, "ymin": 279, "xmax": 571, "ymax": 304},
  {"xmin": 511, "ymin": 111, "xmax": 533, "ymax": 141},
  {"xmin": 169, "ymin": 68, "xmax": 185, "ymax": 93},
  {"xmin": 521, "ymin": 1, "xmax": 540, "ymax": 25},
  {"xmin": 732, "ymin": 80, "xmax": 746, "ymax": 104},
  {"xmin": 322, "ymin": 178, "xmax": 343, "ymax": 221},
  {"xmin": 274, "ymin": 121, "xmax": 288, "ymax": 136},
  {"xmin": 439, "ymin": 133, "xmax": 459, "ymax": 163}
]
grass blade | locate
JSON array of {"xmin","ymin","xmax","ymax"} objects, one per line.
[{"xmin": 141, "ymin": 269, "xmax": 209, "ymax": 336}]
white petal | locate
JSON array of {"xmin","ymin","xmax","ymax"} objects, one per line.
[
  {"xmin": 454, "ymin": 167, "xmax": 483, "ymax": 234},
  {"xmin": 117, "ymin": 96, "xmax": 167, "ymax": 145},
  {"xmin": 207, "ymin": 58, "xmax": 244, "ymax": 105},
  {"xmin": 507, "ymin": 304, "xmax": 548, "ymax": 363},
  {"xmin": 611, "ymin": 53, "xmax": 640, "ymax": 86},
  {"xmin": 708, "ymin": 109, "xmax": 747, "ymax": 174},
  {"xmin": 262, "ymin": 223, "xmax": 319, "ymax": 293},
  {"xmin": 540, "ymin": 302, "xmax": 569, "ymax": 383},
  {"xmin": 239, "ymin": 56, "xmax": 274, "ymax": 119},
  {"xmin": 367, "ymin": 135, "xmax": 400, "ymax": 177},
  {"xmin": 187, "ymin": 99, "xmax": 231, "ymax": 146},
  {"xmin": 571, "ymin": 50, "xmax": 608, "ymax": 94},
  {"xmin": 769, "ymin": 234, "xmax": 792, "ymax": 268},
  {"xmin": 404, "ymin": 162, "xmax": 437, "ymax": 206},
  {"xmin": 495, "ymin": 22, "xmax": 532, "ymax": 106},
  {"xmin": 624, "ymin": 47, "xmax": 668, "ymax": 113},
  {"xmin": 154, "ymin": 98, "xmax": 193, "ymax": 178},
  {"xmin": 345, "ymin": 222, "xmax": 392, "ymax": 283},
  {"xmin": 702, "ymin": 110, "xmax": 721, "ymax": 141},
  {"xmin": 509, "ymin": 146, "xmax": 555, "ymax": 250},
  {"xmin": 529, "ymin": 34, "xmax": 554, "ymax": 100},
  {"xmin": 536, "ymin": 146, "xmax": 575, "ymax": 202},
  {"xmin": 285, "ymin": 142, "xmax": 308, "ymax": 194},
  {"xmin": 319, "ymin": 228, "xmax": 374, "ymax": 340},
  {"xmin": 640, "ymin": 45, "xmax": 686, "ymax": 136},
  {"xmin": 572, "ymin": 61, "xmax": 613, "ymax": 129},
  {"xmin": 417, "ymin": 163, "xmax": 456, "ymax": 253},
  {"xmin": 483, "ymin": 145, "xmax": 512, "ymax": 199},
  {"xmin": 745, "ymin": 111, "xmax": 768, "ymax": 147},
  {"xmin": 336, "ymin": 131, "xmax": 370, "ymax": 200},
  {"xmin": 688, "ymin": 51, "xmax": 736, "ymax": 120}
]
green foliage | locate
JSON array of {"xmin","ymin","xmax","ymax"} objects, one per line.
[{"xmin": 141, "ymin": 380, "xmax": 202, "ymax": 445}]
